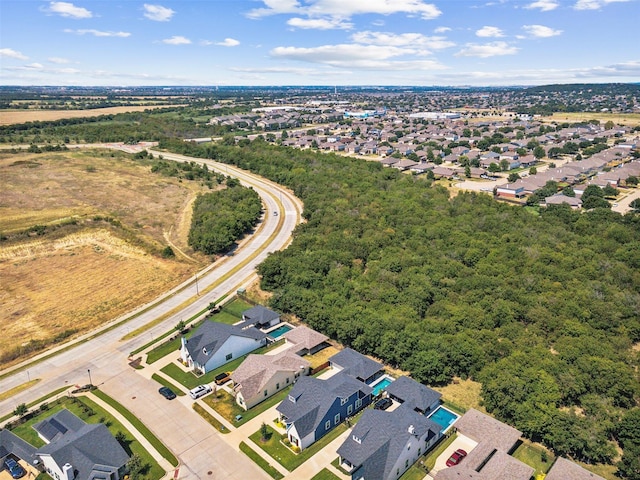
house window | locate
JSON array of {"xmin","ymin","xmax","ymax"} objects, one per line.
[
  {"xmin": 347, "ymin": 405, "xmax": 353, "ymax": 415},
  {"xmin": 226, "ymin": 353, "xmax": 233, "ymax": 361},
  {"xmin": 276, "ymin": 383, "xmax": 280, "ymax": 390},
  {"xmin": 355, "ymin": 398, "xmax": 362, "ymax": 409},
  {"xmin": 286, "ymin": 377, "xmax": 290, "ymax": 384},
  {"xmin": 340, "ymin": 397, "xmax": 348, "ymax": 406},
  {"xmin": 325, "ymin": 420, "xmax": 331, "ymax": 430},
  {"xmin": 334, "ymin": 413, "xmax": 340, "ymax": 425},
  {"xmin": 264, "ymin": 390, "xmax": 268, "ymax": 396}
]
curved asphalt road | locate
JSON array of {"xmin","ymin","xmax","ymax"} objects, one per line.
[{"xmin": 0, "ymin": 150, "xmax": 303, "ymax": 480}]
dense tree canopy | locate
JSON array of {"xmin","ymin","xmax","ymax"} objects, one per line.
[{"xmin": 161, "ymin": 138, "xmax": 640, "ymax": 473}]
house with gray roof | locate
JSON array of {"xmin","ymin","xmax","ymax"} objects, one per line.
[
  {"xmin": 232, "ymin": 350, "xmax": 310, "ymax": 410},
  {"xmin": 329, "ymin": 348, "xmax": 384, "ymax": 385},
  {"xmin": 434, "ymin": 408, "xmax": 533, "ymax": 480},
  {"xmin": 337, "ymin": 404, "xmax": 442, "ymax": 480},
  {"xmin": 33, "ymin": 410, "xmax": 129, "ymax": 480},
  {"xmin": 0, "ymin": 429, "xmax": 37, "ymax": 467},
  {"xmin": 276, "ymin": 371, "xmax": 373, "ymax": 450},
  {"xmin": 180, "ymin": 321, "xmax": 267, "ymax": 374},
  {"xmin": 545, "ymin": 457, "xmax": 605, "ymax": 480},
  {"xmin": 385, "ymin": 376, "xmax": 441, "ymax": 415},
  {"xmin": 235, "ymin": 305, "xmax": 281, "ymax": 329}
]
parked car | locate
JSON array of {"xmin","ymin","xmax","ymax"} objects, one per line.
[
  {"xmin": 188, "ymin": 384, "xmax": 213, "ymax": 400},
  {"xmin": 445, "ymin": 449, "xmax": 468, "ymax": 467},
  {"xmin": 373, "ymin": 397, "xmax": 393, "ymax": 410},
  {"xmin": 158, "ymin": 386, "xmax": 176, "ymax": 400},
  {"xmin": 214, "ymin": 372, "xmax": 231, "ymax": 385},
  {"xmin": 4, "ymin": 457, "xmax": 26, "ymax": 479}
]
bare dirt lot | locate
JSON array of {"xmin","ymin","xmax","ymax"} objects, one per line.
[
  {"xmin": 0, "ymin": 150, "xmax": 210, "ymax": 366},
  {"xmin": 0, "ymin": 105, "xmax": 183, "ymax": 126}
]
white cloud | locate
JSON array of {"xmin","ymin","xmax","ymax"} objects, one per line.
[
  {"xmin": 216, "ymin": 38, "xmax": 240, "ymax": 47},
  {"xmin": 455, "ymin": 41, "xmax": 519, "ymax": 57},
  {"xmin": 48, "ymin": 57, "xmax": 70, "ymax": 64},
  {"xmin": 522, "ymin": 24, "xmax": 562, "ymax": 37},
  {"xmin": 64, "ymin": 29, "xmax": 131, "ymax": 37},
  {"xmin": 248, "ymin": 0, "xmax": 441, "ymax": 20},
  {"xmin": 143, "ymin": 4, "xmax": 175, "ymax": 21},
  {"xmin": 476, "ymin": 26, "xmax": 505, "ymax": 37},
  {"xmin": 46, "ymin": 1, "xmax": 92, "ymax": 19},
  {"xmin": 162, "ymin": 36, "xmax": 191, "ymax": 45},
  {"xmin": 434, "ymin": 26, "xmax": 451, "ymax": 33},
  {"xmin": 352, "ymin": 31, "xmax": 454, "ymax": 50},
  {"xmin": 574, "ymin": 0, "xmax": 630, "ymax": 9},
  {"xmin": 270, "ymin": 43, "xmax": 447, "ymax": 70},
  {"xmin": 287, "ymin": 17, "xmax": 353, "ymax": 29},
  {"xmin": 524, "ymin": 0, "xmax": 559, "ymax": 10},
  {"xmin": 0, "ymin": 48, "xmax": 28, "ymax": 60}
]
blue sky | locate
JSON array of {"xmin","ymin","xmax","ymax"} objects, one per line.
[{"xmin": 1, "ymin": 0, "xmax": 639, "ymax": 86}]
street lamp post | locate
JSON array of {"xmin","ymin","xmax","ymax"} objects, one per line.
[
  {"xmin": 195, "ymin": 273, "xmax": 199, "ymax": 296},
  {"xmin": 87, "ymin": 369, "xmax": 92, "ymax": 386}
]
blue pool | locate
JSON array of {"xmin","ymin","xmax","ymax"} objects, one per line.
[
  {"xmin": 268, "ymin": 324, "xmax": 293, "ymax": 339},
  {"xmin": 370, "ymin": 376, "xmax": 394, "ymax": 396},
  {"xmin": 428, "ymin": 406, "xmax": 459, "ymax": 433}
]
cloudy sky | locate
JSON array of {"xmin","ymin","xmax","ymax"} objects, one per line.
[{"xmin": 1, "ymin": 0, "xmax": 639, "ymax": 86}]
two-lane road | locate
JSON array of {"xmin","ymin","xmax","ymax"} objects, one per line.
[{"xmin": 0, "ymin": 151, "xmax": 303, "ymax": 480}]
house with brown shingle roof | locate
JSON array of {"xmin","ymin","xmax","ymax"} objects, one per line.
[
  {"xmin": 434, "ymin": 409, "xmax": 533, "ymax": 480},
  {"xmin": 232, "ymin": 350, "xmax": 310, "ymax": 410},
  {"xmin": 545, "ymin": 457, "xmax": 606, "ymax": 480},
  {"xmin": 283, "ymin": 325, "xmax": 330, "ymax": 356}
]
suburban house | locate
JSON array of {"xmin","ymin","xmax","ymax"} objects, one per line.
[
  {"xmin": 385, "ymin": 376, "xmax": 442, "ymax": 415},
  {"xmin": 434, "ymin": 408, "xmax": 533, "ymax": 480},
  {"xmin": 180, "ymin": 321, "xmax": 267, "ymax": 374},
  {"xmin": 544, "ymin": 193, "xmax": 582, "ymax": 209},
  {"xmin": 337, "ymin": 405, "xmax": 442, "ymax": 480},
  {"xmin": 33, "ymin": 409, "xmax": 130, "ymax": 480},
  {"xmin": 283, "ymin": 326, "xmax": 330, "ymax": 356},
  {"xmin": 329, "ymin": 348, "xmax": 384, "ymax": 385},
  {"xmin": 0, "ymin": 429, "xmax": 37, "ymax": 472},
  {"xmin": 232, "ymin": 350, "xmax": 310, "ymax": 410},
  {"xmin": 236, "ymin": 305, "xmax": 281, "ymax": 329},
  {"xmin": 545, "ymin": 457, "xmax": 606, "ymax": 480},
  {"xmin": 276, "ymin": 372, "xmax": 373, "ymax": 450}
]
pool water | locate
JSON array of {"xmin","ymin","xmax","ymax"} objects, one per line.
[
  {"xmin": 428, "ymin": 406, "xmax": 459, "ymax": 433},
  {"xmin": 268, "ymin": 324, "xmax": 293, "ymax": 339},
  {"xmin": 370, "ymin": 376, "xmax": 394, "ymax": 396}
]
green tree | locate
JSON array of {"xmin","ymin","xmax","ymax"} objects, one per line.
[
  {"xmin": 529, "ymin": 166, "xmax": 537, "ymax": 175},
  {"xmin": 488, "ymin": 162, "xmax": 500, "ymax": 173},
  {"xmin": 13, "ymin": 403, "xmax": 28, "ymax": 418},
  {"xmin": 465, "ymin": 165, "xmax": 471, "ymax": 178},
  {"xmin": 260, "ymin": 422, "xmax": 269, "ymax": 442},
  {"xmin": 533, "ymin": 146, "xmax": 546, "ymax": 159},
  {"xmin": 508, "ymin": 172, "xmax": 521, "ymax": 183}
]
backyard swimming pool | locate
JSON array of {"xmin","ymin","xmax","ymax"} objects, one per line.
[
  {"xmin": 267, "ymin": 324, "xmax": 293, "ymax": 339},
  {"xmin": 428, "ymin": 406, "xmax": 459, "ymax": 433},
  {"xmin": 370, "ymin": 375, "xmax": 394, "ymax": 396}
]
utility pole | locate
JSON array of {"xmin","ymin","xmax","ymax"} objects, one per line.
[{"xmin": 87, "ymin": 369, "xmax": 92, "ymax": 386}]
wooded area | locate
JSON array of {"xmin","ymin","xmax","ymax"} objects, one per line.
[{"xmin": 159, "ymin": 137, "xmax": 640, "ymax": 477}]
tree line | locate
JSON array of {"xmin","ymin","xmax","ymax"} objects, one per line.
[{"xmin": 158, "ymin": 137, "xmax": 639, "ymax": 476}]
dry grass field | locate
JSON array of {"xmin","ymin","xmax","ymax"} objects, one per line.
[
  {"xmin": 542, "ymin": 111, "xmax": 640, "ymax": 126},
  {"xmin": 0, "ymin": 149, "xmax": 211, "ymax": 366},
  {"xmin": 0, "ymin": 105, "xmax": 183, "ymax": 126}
]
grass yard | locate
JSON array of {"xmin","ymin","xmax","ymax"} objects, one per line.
[
  {"xmin": 422, "ymin": 433, "xmax": 458, "ymax": 471},
  {"xmin": 399, "ymin": 464, "xmax": 429, "ymax": 480},
  {"xmin": 311, "ymin": 469, "xmax": 341, "ymax": 480},
  {"xmin": 221, "ymin": 298, "xmax": 254, "ymax": 317},
  {"xmin": 202, "ymin": 384, "xmax": 291, "ymax": 426},
  {"xmin": 6, "ymin": 396, "xmax": 164, "ymax": 480},
  {"xmin": 249, "ymin": 423, "xmax": 349, "ymax": 471},
  {"xmin": 0, "ymin": 386, "xmax": 69, "ymax": 423},
  {"xmin": 513, "ymin": 440, "xmax": 555, "ymax": 476},
  {"xmin": 192, "ymin": 403, "xmax": 229, "ymax": 434},
  {"xmin": 239, "ymin": 441, "xmax": 284, "ymax": 480},
  {"xmin": 434, "ymin": 378, "xmax": 486, "ymax": 413},
  {"xmin": 146, "ymin": 337, "xmax": 182, "ymax": 364}
]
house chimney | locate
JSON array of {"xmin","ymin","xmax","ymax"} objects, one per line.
[{"xmin": 62, "ymin": 463, "xmax": 74, "ymax": 480}]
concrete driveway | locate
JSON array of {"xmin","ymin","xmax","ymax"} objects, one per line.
[{"xmin": 429, "ymin": 434, "xmax": 478, "ymax": 477}]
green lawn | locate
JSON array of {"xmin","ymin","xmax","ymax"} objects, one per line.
[
  {"xmin": 249, "ymin": 423, "xmax": 349, "ymax": 471},
  {"xmin": 7, "ymin": 396, "xmax": 164, "ymax": 480},
  {"xmin": 193, "ymin": 403, "xmax": 229, "ymax": 434},
  {"xmin": 146, "ymin": 337, "xmax": 182, "ymax": 364},
  {"xmin": 400, "ymin": 464, "xmax": 429, "ymax": 480},
  {"xmin": 221, "ymin": 298, "xmax": 254, "ymax": 317},
  {"xmin": 513, "ymin": 440, "xmax": 555, "ymax": 475},
  {"xmin": 202, "ymin": 384, "xmax": 291, "ymax": 426},
  {"xmin": 239, "ymin": 441, "xmax": 284, "ymax": 480},
  {"xmin": 0, "ymin": 386, "xmax": 69, "ymax": 424},
  {"xmin": 311, "ymin": 469, "xmax": 341, "ymax": 480},
  {"xmin": 92, "ymin": 389, "xmax": 179, "ymax": 467},
  {"xmin": 422, "ymin": 433, "xmax": 458, "ymax": 470},
  {"xmin": 151, "ymin": 373, "xmax": 186, "ymax": 396}
]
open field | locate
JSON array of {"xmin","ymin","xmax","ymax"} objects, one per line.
[
  {"xmin": 542, "ymin": 112, "xmax": 640, "ymax": 126},
  {"xmin": 0, "ymin": 150, "xmax": 211, "ymax": 366},
  {"xmin": 0, "ymin": 105, "xmax": 184, "ymax": 126}
]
